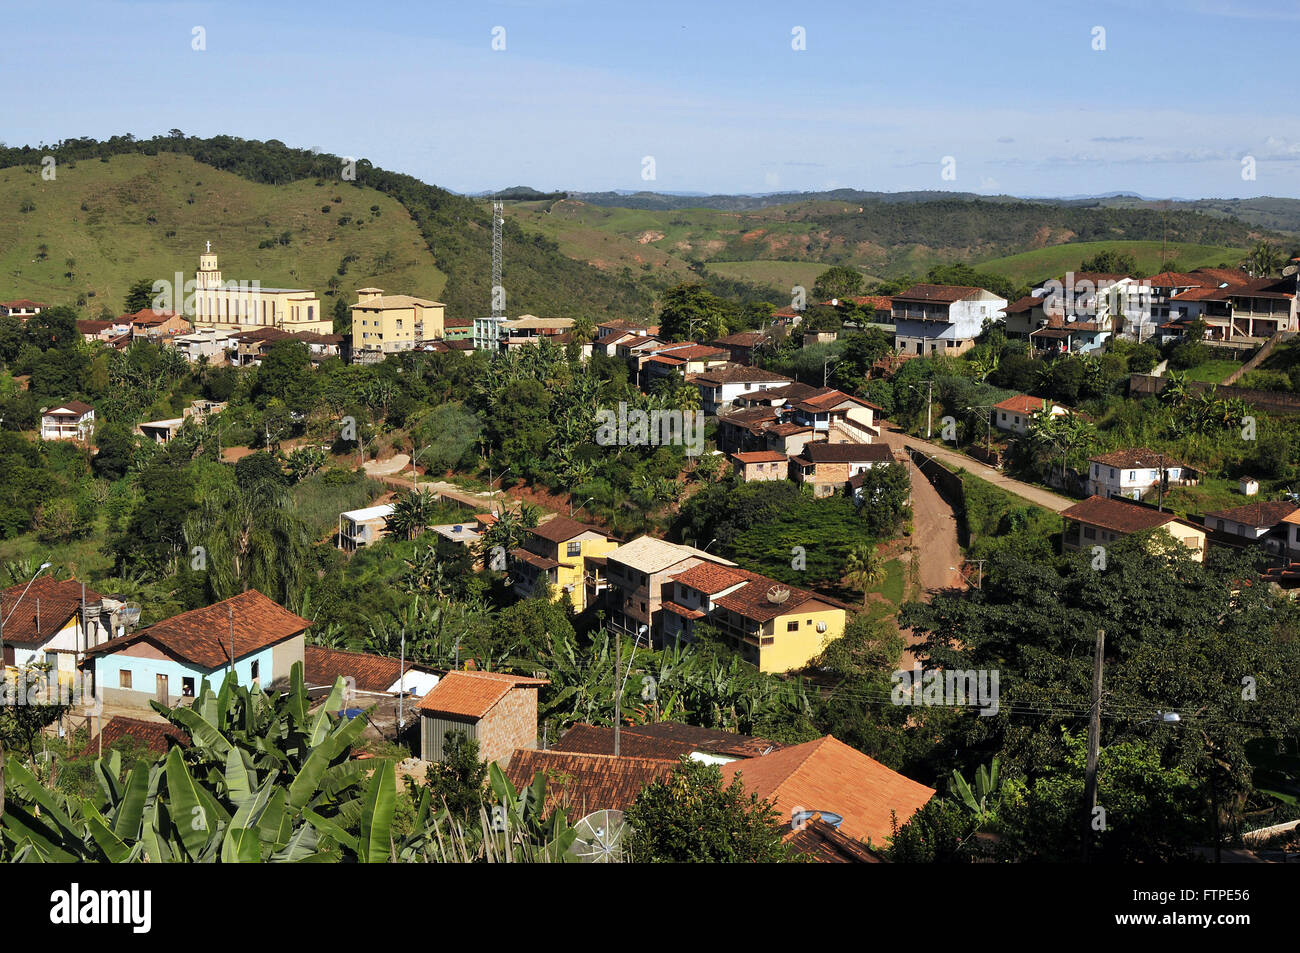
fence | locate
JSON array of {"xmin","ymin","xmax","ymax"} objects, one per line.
[{"xmin": 1129, "ymin": 374, "xmax": 1300, "ymax": 415}]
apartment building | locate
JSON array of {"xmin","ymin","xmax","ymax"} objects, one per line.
[
  {"xmin": 350, "ymin": 288, "xmax": 446, "ymax": 362},
  {"xmin": 891, "ymin": 284, "xmax": 1007, "ymax": 356}
]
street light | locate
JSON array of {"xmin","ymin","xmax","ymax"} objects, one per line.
[
  {"xmin": 411, "ymin": 444, "xmax": 432, "ymax": 494},
  {"xmin": 570, "ymin": 496, "xmax": 595, "ymax": 517},
  {"xmin": 949, "ymin": 560, "xmax": 985, "ymax": 589},
  {"xmin": 904, "ymin": 381, "xmax": 935, "ymax": 439}
]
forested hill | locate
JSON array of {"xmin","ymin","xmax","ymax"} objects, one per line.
[{"xmin": 0, "ymin": 134, "xmax": 655, "ymax": 321}]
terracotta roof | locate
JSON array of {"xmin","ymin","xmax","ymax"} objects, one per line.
[
  {"xmin": 785, "ymin": 817, "xmax": 885, "ymax": 863},
  {"xmin": 504, "ymin": 750, "xmax": 677, "ymax": 817},
  {"xmin": 303, "ymin": 645, "xmax": 431, "ymax": 693},
  {"xmin": 529, "ymin": 515, "xmax": 607, "ymax": 544},
  {"xmin": 794, "ymin": 388, "xmax": 869, "ymax": 411},
  {"xmin": 0, "ymin": 299, "xmax": 45, "ymax": 309},
  {"xmin": 1190, "ymin": 267, "xmax": 1251, "ymax": 287},
  {"xmin": 1090, "ymin": 448, "xmax": 1183, "ymax": 470},
  {"xmin": 689, "ymin": 365, "xmax": 793, "ymax": 385},
  {"xmin": 1056, "ymin": 272, "xmax": 1131, "ymax": 286},
  {"xmin": 661, "ymin": 601, "xmax": 707, "ymax": 620},
  {"xmin": 723, "ymin": 735, "xmax": 934, "ymax": 847},
  {"xmin": 1144, "ymin": 272, "xmax": 1206, "ymax": 288},
  {"xmin": 849, "ymin": 295, "xmax": 893, "ymax": 311},
  {"xmin": 1004, "ymin": 295, "xmax": 1043, "ymax": 314},
  {"xmin": 122, "ymin": 308, "xmax": 184, "ymax": 325},
  {"xmin": 47, "ymin": 400, "xmax": 94, "ymax": 416},
  {"xmin": 77, "ymin": 320, "xmax": 114, "ymax": 333},
  {"xmin": 658, "ymin": 344, "xmax": 729, "ymax": 361},
  {"xmin": 732, "ymin": 450, "xmax": 788, "ymax": 464},
  {"xmin": 416, "ymin": 669, "xmax": 548, "ymax": 719},
  {"xmin": 1171, "ymin": 286, "xmax": 1231, "ymax": 302},
  {"xmin": 1228, "ymin": 277, "xmax": 1296, "ymax": 300},
  {"xmin": 671, "ymin": 561, "xmax": 750, "ymax": 595},
  {"xmin": 1061, "ymin": 496, "xmax": 1180, "ymax": 533},
  {"xmin": 710, "ymin": 566, "xmax": 828, "ymax": 624},
  {"xmin": 647, "ymin": 354, "xmax": 685, "ymax": 366},
  {"xmin": 443, "ymin": 316, "xmax": 473, "ymax": 328},
  {"xmin": 796, "ymin": 442, "xmax": 893, "ymax": 464},
  {"xmin": 993, "ymin": 394, "xmax": 1050, "ymax": 414},
  {"xmin": 510, "ymin": 547, "xmax": 560, "ymax": 571},
  {"xmin": 85, "ymin": 590, "xmax": 311, "ymax": 668},
  {"xmin": 0, "ymin": 577, "xmax": 103, "ymax": 647},
  {"xmin": 84, "ymin": 716, "xmax": 189, "ymax": 756},
  {"xmin": 712, "ymin": 331, "xmax": 770, "ymax": 347},
  {"xmin": 718, "ymin": 406, "xmax": 780, "ymax": 429},
  {"xmin": 768, "ymin": 422, "xmax": 812, "ymax": 437},
  {"xmin": 893, "ymin": 284, "xmax": 983, "ymax": 304},
  {"xmin": 552, "ymin": 722, "xmax": 780, "ymax": 760},
  {"xmin": 1202, "ymin": 500, "xmax": 1300, "ymax": 527}
]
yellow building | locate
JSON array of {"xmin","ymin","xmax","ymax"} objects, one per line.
[
  {"xmin": 509, "ymin": 516, "xmax": 618, "ymax": 611},
  {"xmin": 662, "ymin": 561, "xmax": 848, "ymax": 673},
  {"xmin": 351, "ymin": 288, "xmax": 446, "ymax": 363},
  {"xmin": 191, "ymin": 245, "xmax": 331, "ymax": 335}
]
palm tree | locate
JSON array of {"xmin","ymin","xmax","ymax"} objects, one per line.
[
  {"xmin": 843, "ymin": 544, "xmax": 886, "ymax": 604},
  {"xmin": 183, "ymin": 481, "xmax": 311, "ymax": 609},
  {"xmin": 384, "ymin": 490, "xmax": 433, "ymax": 541}
]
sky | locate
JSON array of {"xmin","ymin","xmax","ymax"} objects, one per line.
[{"xmin": 3, "ymin": 0, "xmax": 1300, "ymax": 198}]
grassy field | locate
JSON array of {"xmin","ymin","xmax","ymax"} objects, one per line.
[
  {"xmin": 1180, "ymin": 360, "xmax": 1243, "ymax": 384},
  {"xmin": 973, "ymin": 240, "xmax": 1249, "ymax": 284},
  {"xmin": 0, "ymin": 153, "xmax": 447, "ymax": 314},
  {"xmin": 1162, "ymin": 477, "xmax": 1262, "ymax": 516},
  {"xmin": 706, "ymin": 260, "xmax": 866, "ymax": 295}
]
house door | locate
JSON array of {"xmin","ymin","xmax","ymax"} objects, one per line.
[{"xmin": 156, "ymin": 674, "xmax": 169, "ymax": 703}]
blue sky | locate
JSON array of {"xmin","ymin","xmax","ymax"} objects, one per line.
[{"xmin": 3, "ymin": 0, "xmax": 1299, "ymax": 198}]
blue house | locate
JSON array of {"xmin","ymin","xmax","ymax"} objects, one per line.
[{"xmin": 87, "ymin": 590, "xmax": 311, "ymax": 709}]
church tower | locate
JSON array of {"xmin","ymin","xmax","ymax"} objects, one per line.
[{"xmin": 197, "ymin": 242, "xmax": 222, "ymax": 289}]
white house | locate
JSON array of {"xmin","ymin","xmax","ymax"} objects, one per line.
[
  {"xmin": 891, "ymin": 285, "xmax": 1007, "ymax": 356},
  {"xmin": 1202, "ymin": 501, "xmax": 1300, "ymax": 553},
  {"xmin": 687, "ymin": 365, "xmax": 795, "ymax": 414},
  {"xmin": 1, "ymin": 578, "xmax": 113, "ymax": 679},
  {"xmin": 1086, "ymin": 449, "xmax": 1187, "ymax": 500},
  {"xmin": 338, "ymin": 503, "xmax": 396, "ymax": 552},
  {"xmin": 992, "ymin": 395, "xmax": 1069, "ymax": 435},
  {"xmin": 40, "ymin": 401, "xmax": 95, "ymax": 441}
]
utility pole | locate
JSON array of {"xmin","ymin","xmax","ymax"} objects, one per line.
[
  {"xmin": 1082, "ymin": 628, "xmax": 1105, "ymax": 862},
  {"xmin": 398, "ymin": 627, "xmax": 406, "ymax": 735},
  {"xmin": 229, "ymin": 604, "xmax": 235, "ymax": 687},
  {"xmin": 613, "ymin": 631, "xmax": 622, "ymax": 757}
]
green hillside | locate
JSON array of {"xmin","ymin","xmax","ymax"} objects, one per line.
[
  {"xmin": 0, "ymin": 153, "xmax": 446, "ymax": 315},
  {"xmin": 502, "ymin": 195, "xmax": 1277, "ymax": 286},
  {"xmin": 0, "ymin": 135, "xmax": 658, "ymax": 322},
  {"xmin": 973, "ymin": 240, "xmax": 1250, "ymax": 284}
]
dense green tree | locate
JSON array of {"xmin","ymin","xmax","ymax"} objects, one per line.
[
  {"xmin": 124, "ymin": 276, "xmax": 157, "ymax": 313},
  {"xmin": 234, "ymin": 450, "xmax": 284, "ymax": 489},
  {"xmin": 421, "ymin": 730, "xmax": 488, "ymax": 821},
  {"xmin": 854, "ymin": 462, "xmax": 911, "ymax": 536},
  {"xmin": 91, "ymin": 424, "xmax": 135, "ymax": 481},
  {"xmin": 657, "ymin": 283, "xmax": 730, "ymax": 342},
  {"xmin": 625, "ymin": 758, "xmax": 792, "ymax": 862},
  {"xmin": 812, "ymin": 265, "xmax": 865, "ymax": 301}
]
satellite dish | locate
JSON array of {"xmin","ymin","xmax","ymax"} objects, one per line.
[
  {"xmin": 567, "ymin": 810, "xmax": 626, "ymax": 863},
  {"xmin": 1284, "ymin": 265, "xmax": 1298, "ymax": 277},
  {"xmin": 766, "ymin": 585, "xmax": 790, "ymax": 604}
]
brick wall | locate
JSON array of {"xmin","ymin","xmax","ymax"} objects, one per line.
[{"xmin": 478, "ymin": 686, "xmax": 540, "ymax": 765}]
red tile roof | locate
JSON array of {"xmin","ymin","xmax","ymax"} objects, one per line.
[
  {"xmin": 303, "ymin": 645, "xmax": 431, "ymax": 693},
  {"xmin": 893, "ymin": 284, "xmax": 982, "ymax": 304},
  {"xmin": 712, "ymin": 331, "xmax": 770, "ymax": 347},
  {"xmin": 796, "ymin": 442, "xmax": 893, "ymax": 464},
  {"xmin": 993, "ymin": 394, "xmax": 1050, "ymax": 414},
  {"xmin": 0, "ymin": 577, "xmax": 103, "ymax": 647},
  {"xmin": 708, "ymin": 567, "xmax": 832, "ymax": 623},
  {"xmin": 1144, "ymin": 272, "xmax": 1206, "ymax": 288},
  {"xmin": 416, "ymin": 669, "xmax": 548, "ymax": 719},
  {"xmin": 732, "ymin": 450, "xmax": 788, "ymax": 464},
  {"xmin": 84, "ymin": 716, "xmax": 189, "ymax": 756},
  {"xmin": 1061, "ymin": 496, "xmax": 1180, "ymax": 533},
  {"xmin": 528, "ymin": 515, "xmax": 607, "ymax": 544},
  {"xmin": 689, "ymin": 365, "xmax": 793, "ymax": 385},
  {"xmin": 785, "ymin": 816, "xmax": 885, "ymax": 862},
  {"xmin": 85, "ymin": 590, "xmax": 311, "ymax": 668},
  {"xmin": 1201, "ymin": 500, "xmax": 1300, "ymax": 527},
  {"xmin": 1090, "ymin": 448, "xmax": 1183, "ymax": 470},
  {"xmin": 47, "ymin": 400, "xmax": 94, "ymax": 416},
  {"xmin": 1004, "ymin": 294, "xmax": 1042, "ymax": 314},
  {"xmin": 552, "ymin": 722, "xmax": 780, "ymax": 759},
  {"xmin": 1190, "ymin": 267, "xmax": 1251, "ymax": 287},
  {"xmin": 722, "ymin": 735, "xmax": 935, "ymax": 847},
  {"xmin": 0, "ymin": 299, "xmax": 45, "ymax": 309},
  {"xmin": 504, "ymin": 749, "xmax": 678, "ymax": 817},
  {"xmin": 671, "ymin": 561, "xmax": 749, "ymax": 595},
  {"xmin": 122, "ymin": 308, "xmax": 184, "ymax": 325},
  {"xmin": 659, "ymin": 344, "xmax": 729, "ymax": 361}
]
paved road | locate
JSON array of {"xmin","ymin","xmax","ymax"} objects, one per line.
[{"xmin": 882, "ymin": 424, "xmax": 1076, "ymax": 513}]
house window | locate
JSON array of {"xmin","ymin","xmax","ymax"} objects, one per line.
[
  {"xmin": 567, "ymin": 541, "xmax": 581, "ymax": 557},
  {"xmin": 1083, "ymin": 526, "xmax": 1096, "ymax": 539},
  {"xmin": 182, "ymin": 677, "xmax": 195, "ymax": 697},
  {"xmin": 1110, "ymin": 469, "xmax": 1116, "ymax": 479},
  {"xmin": 787, "ymin": 620, "xmax": 799, "ymax": 632},
  {"xmin": 1217, "ymin": 520, "xmax": 1225, "ymax": 532},
  {"xmin": 119, "ymin": 670, "xmax": 132, "ymax": 689},
  {"xmin": 1128, "ymin": 471, "xmax": 1136, "ymax": 481},
  {"xmin": 251, "ymin": 660, "xmax": 260, "ymax": 683}
]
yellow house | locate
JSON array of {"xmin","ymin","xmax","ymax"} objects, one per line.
[
  {"xmin": 662, "ymin": 562, "xmax": 848, "ymax": 673},
  {"xmin": 191, "ymin": 246, "xmax": 331, "ymax": 335},
  {"xmin": 351, "ymin": 288, "xmax": 447, "ymax": 362},
  {"xmin": 509, "ymin": 516, "xmax": 618, "ymax": 611},
  {"xmin": 1061, "ymin": 495, "xmax": 1206, "ymax": 562}
]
